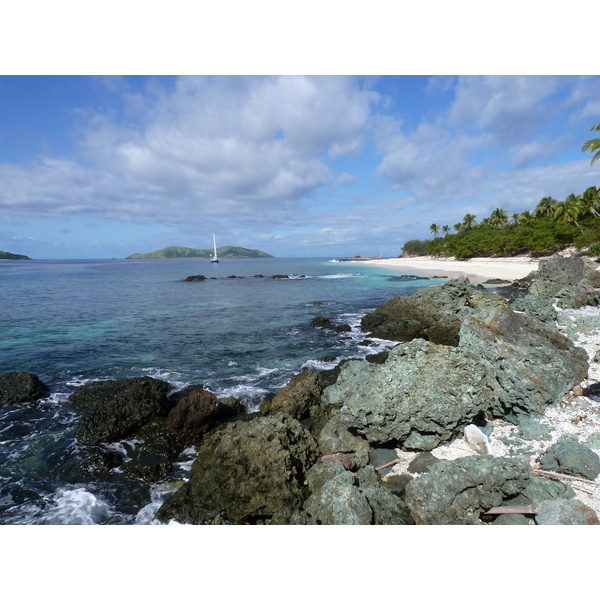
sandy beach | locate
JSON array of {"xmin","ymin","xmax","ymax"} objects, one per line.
[{"xmin": 357, "ymin": 256, "xmax": 541, "ymax": 284}]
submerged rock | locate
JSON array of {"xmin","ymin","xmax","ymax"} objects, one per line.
[
  {"xmin": 155, "ymin": 413, "xmax": 319, "ymax": 524},
  {"xmin": 70, "ymin": 376, "xmax": 171, "ymax": 445},
  {"xmin": 0, "ymin": 372, "xmax": 50, "ymax": 407},
  {"xmin": 404, "ymin": 456, "xmax": 531, "ymax": 525}
]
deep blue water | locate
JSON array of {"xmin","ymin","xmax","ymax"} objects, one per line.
[{"xmin": 0, "ymin": 257, "xmax": 437, "ymax": 524}]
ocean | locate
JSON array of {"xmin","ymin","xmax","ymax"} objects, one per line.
[{"xmin": 0, "ymin": 256, "xmax": 437, "ymax": 524}]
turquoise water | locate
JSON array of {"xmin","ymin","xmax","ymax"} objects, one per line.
[{"xmin": 0, "ymin": 257, "xmax": 436, "ymax": 524}]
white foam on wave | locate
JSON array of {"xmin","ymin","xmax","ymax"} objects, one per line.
[
  {"xmin": 40, "ymin": 487, "xmax": 114, "ymax": 525},
  {"xmin": 318, "ymin": 272, "xmax": 366, "ymax": 279}
]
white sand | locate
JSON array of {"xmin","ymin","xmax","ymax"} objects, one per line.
[{"xmin": 356, "ymin": 256, "xmax": 540, "ymax": 284}]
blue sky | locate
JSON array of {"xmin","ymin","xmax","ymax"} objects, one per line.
[{"xmin": 1, "ymin": 74, "xmax": 599, "ymax": 259}]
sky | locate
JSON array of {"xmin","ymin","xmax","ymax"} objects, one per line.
[{"xmin": 1, "ymin": 6, "xmax": 599, "ymax": 260}]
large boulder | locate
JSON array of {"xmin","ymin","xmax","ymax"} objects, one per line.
[
  {"xmin": 360, "ymin": 276, "xmax": 506, "ymax": 346},
  {"xmin": 154, "ymin": 413, "xmax": 319, "ymax": 524},
  {"xmin": 70, "ymin": 376, "xmax": 171, "ymax": 445},
  {"xmin": 0, "ymin": 372, "xmax": 50, "ymax": 407},
  {"xmin": 527, "ymin": 255, "xmax": 600, "ymax": 309},
  {"xmin": 404, "ymin": 456, "xmax": 531, "ymax": 525},
  {"xmin": 166, "ymin": 387, "xmax": 217, "ymax": 446},
  {"xmin": 458, "ymin": 307, "xmax": 588, "ymax": 422},
  {"xmin": 322, "ymin": 338, "xmax": 490, "ymax": 450},
  {"xmin": 322, "ymin": 306, "xmax": 588, "ymax": 450}
]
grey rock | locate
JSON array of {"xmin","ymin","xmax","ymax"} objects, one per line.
[
  {"xmin": 505, "ymin": 473, "xmax": 576, "ymax": 505},
  {"xmin": 535, "ymin": 498, "xmax": 599, "ymax": 525},
  {"xmin": 321, "ymin": 452, "xmax": 357, "ymax": 471},
  {"xmin": 382, "ymin": 473, "xmax": 413, "ymax": 498},
  {"xmin": 539, "ymin": 435, "xmax": 600, "ymax": 480},
  {"xmin": 517, "ymin": 417, "xmax": 552, "ymax": 441},
  {"xmin": 510, "ymin": 297, "xmax": 557, "ymax": 324},
  {"xmin": 316, "ymin": 414, "xmax": 370, "ymax": 468},
  {"xmin": 369, "ymin": 447, "xmax": 399, "ymax": 474},
  {"xmin": 166, "ymin": 387, "xmax": 217, "ymax": 446},
  {"xmin": 323, "ymin": 306, "xmax": 587, "ymax": 450},
  {"xmin": 404, "ymin": 456, "xmax": 531, "ymax": 525},
  {"xmin": 527, "ymin": 255, "xmax": 600, "ymax": 309},
  {"xmin": 303, "ymin": 461, "xmax": 413, "ymax": 525}
]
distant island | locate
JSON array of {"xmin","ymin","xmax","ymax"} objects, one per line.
[
  {"xmin": 0, "ymin": 250, "xmax": 31, "ymax": 260},
  {"xmin": 126, "ymin": 245, "xmax": 274, "ymax": 259}
]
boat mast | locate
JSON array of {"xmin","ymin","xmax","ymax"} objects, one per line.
[{"xmin": 211, "ymin": 233, "xmax": 219, "ymax": 263}]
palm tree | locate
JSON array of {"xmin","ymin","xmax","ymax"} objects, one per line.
[
  {"xmin": 511, "ymin": 213, "xmax": 521, "ymax": 225},
  {"xmin": 489, "ymin": 208, "xmax": 509, "ymax": 229},
  {"xmin": 554, "ymin": 194, "xmax": 583, "ymax": 231},
  {"xmin": 534, "ymin": 196, "xmax": 559, "ymax": 219},
  {"xmin": 582, "ymin": 124, "xmax": 600, "ymax": 166},
  {"xmin": 579, "ymin": 186, "xmax": 600, "ymax": 218},
  {"xmin": 441, "ymin": 225, "xmax": 451, "ymax": 236},
  {"xmin": 462, "ymin": 214, "xmax": 477, "ymax": 230},
  {"xmin": 453, "ymin": 223, "xmax": 463, "ymax": 233},
  {"xmin": 429, "ymin": 223, "xmax": 440, "ymax": 237},
  {"xmin": 520, "ymin": 210, "xmax": 533, "ymax": 224}
]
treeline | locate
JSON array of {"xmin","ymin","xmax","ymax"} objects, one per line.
[{"xmin": 403, "ymin": 186, "xmax": 600, "ymax": 260}]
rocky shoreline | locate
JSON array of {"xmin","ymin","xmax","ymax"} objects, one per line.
[{"xmin": 2, "ymin": 255, "xmax": 600, "ymax": 525}]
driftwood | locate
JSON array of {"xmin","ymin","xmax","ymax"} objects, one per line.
[
  {"xmin": 375, "ymin": 458, "xmax": 402, "ymax": 472},
  {"xmin": 533, "ymin": 467, "xmax": 600, "ymax": 487},
  {"xmin": 483, "ymin": 505, "xmax": 539, "ymax": 515}
]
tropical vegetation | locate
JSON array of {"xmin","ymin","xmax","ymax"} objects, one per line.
[{"xmin": 411, "ymin": 185, "xmax": 600, "ymax": 259}]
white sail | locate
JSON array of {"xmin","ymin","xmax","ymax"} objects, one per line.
[{"xmin": 211, "ymin": 233, "xmax": 219, "ymax": 263}]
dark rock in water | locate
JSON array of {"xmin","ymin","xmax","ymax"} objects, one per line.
[
  {"xmin": 333, "ymin": 324, "xmax": 352, "ymax": 333},
  {"xmin": 184, "ymin": 275, "xmax": 206, "ymax": 281},
  {"xmin": 0, "ymin": 372, "xmax": 50, "ymax": 407},
  {"xmin": 360, "ymin": 276, "xmax": 507, "ymax": 346},
  {"xmin": 155, "ymin": 413, "xmax": 319, "ymax": 524},
  {"xmin": 271, "ymin": 274, "xmax": 289, "ymax": 279},
  {"xmin": 324, "ymin": 306, "xmax": 588, "ymax": 450},
  {"xmin": 213, "ymin": 396, "xmax": 245, "ymax": 423},
  {"xmin": 70, "ymin": 376, "xmax": 171, "ymax": 445},
  {"xmin": 404, "ymin": 456, "xmax": 531, "ymax": 525},
  {"xmin": 262, "ymin": 370, "xmax": 325, "ymax": 420},
  {"xmin": 303, "ymin": 461, "xmax": 414, "ymax": 525},
  {"xmin": 509, "ymin": 297, "xmax": 557, "ymax": 324},
  {"xmin": 121, "ymin": 417, "xmax": 183, "ymax": 482},
  {"xmin": 483, "ymin": 278, "xmax": 511, "ymax": 284},
  {"xmin": 527, "ymin": 255, "xmax": 600, "ymax": 309},
  {"xmin": 166, "ymin": 387, "xmax": 217, "ymax": 446},
  {"xmin": 539, "ymin": 435, "xmax": 600, "ymax": 481},
  {"xmin": 321, "ymin": 452, "xmax": 357, "ymax": 471},
  {"xmin": 408, "ymin": 452, "xmax": 440, "ymax": 474},
  {"xmin": 68, "ymin": 450, "xmax": 124, "ymax": 480},
  {"xmin": 535, "ymin": 498, "xmax": 599, "ymax": 525},
  {"xmin": 310, "ymin": 316, "xmax": 332, "ymax": 329},
  {"xmin": 254, "ymin": 274, "xmax": 264, "ymax": 278}
]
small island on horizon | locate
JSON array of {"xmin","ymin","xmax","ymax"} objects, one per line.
[
  {"xmin": 126, "ymin": 245, "xmax": 274, "ymax": 259},
  {"xmin": 0, "ymin": 250, "xmax": 31, "ymax": 260}
]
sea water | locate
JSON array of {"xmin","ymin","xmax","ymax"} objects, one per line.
[{"xmin": 0, "ymin": 257, "xmax": 437, "ymax": 524}]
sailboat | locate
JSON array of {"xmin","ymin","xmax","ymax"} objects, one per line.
[{"xmin": 210, "ymin": 234, "xmax": 219, "ymax": 263}]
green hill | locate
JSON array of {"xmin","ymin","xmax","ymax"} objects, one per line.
[
  {"xmin": 0, "ymin": 250, "xmax": 31, "ymax": 260},
  {"xmin": 126, "ymin": 245, "xmax": 273, "ymax": 259}
]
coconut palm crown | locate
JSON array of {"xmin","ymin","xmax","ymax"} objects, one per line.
[{"xmin": 582, "ymin": 124, "xmax": 600, "ymax": 166}]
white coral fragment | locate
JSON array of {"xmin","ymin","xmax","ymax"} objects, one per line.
[{"xmin": 464, "ymin": 424, "xmax": 492, "ymax": 455}]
